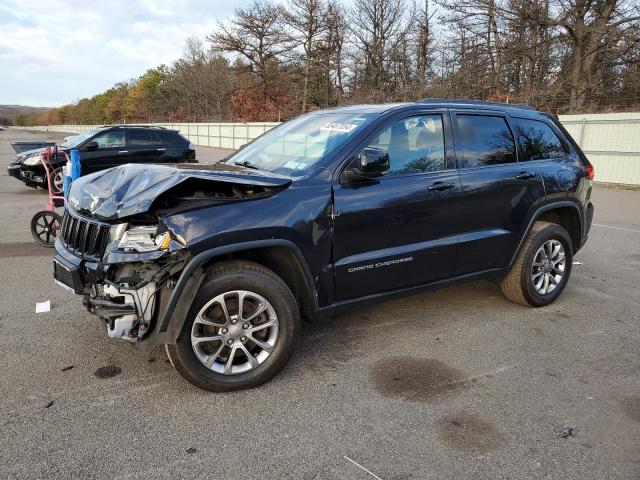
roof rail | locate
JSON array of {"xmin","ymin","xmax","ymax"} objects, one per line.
[
  {"xmin": 416, "ymin": 98, "xmax": 537, "ymax": 111},
  {"xmin": 112, "ymin": 124, "xmax": 167, "ymax": 129}
]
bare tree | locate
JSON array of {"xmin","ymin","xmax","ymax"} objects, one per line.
[
  {"xmin": 208, "ymin": 0, "xmax": 291, "ymax": 87},
  {"xmin": 285, "ymin": 0, "xmax": 331, "ymax": 112},
  {"xmin": 348, "ymin": 0, "xmax": 415, "ymax": 98},
  {"xmin": 550, "ymin": 0, "xmax": 640, "ymax": 111}
]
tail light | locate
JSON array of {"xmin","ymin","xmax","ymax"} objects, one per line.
[{"xmin": 585, "ymin": 164, "xmax": 595, "ymax": 180}]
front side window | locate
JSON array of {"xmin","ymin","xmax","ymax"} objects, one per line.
[
  {"xmin": 367, "ymin": 114, "xmax": 446, "ymax": 176},
  {"xmin": 512, "ymin": 117, "xmax": 568, "ymax": 161},
  {"xmin": 226, "ymin": 112, "xmax": 378, "ymax": 176},
  {"xmin": 456, "ymin": 114, "xmax": 516, "ymax": 168},
  {"xmin": 61, "ymin": 129, "xmax": 105, "ymax": 149},
  {"xmin": 92, "ymin": 130, "xmax": 125, "ymax": 149}
]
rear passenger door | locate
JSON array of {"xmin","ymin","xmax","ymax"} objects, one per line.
[
  {"xmin": 510, "ymin": 116, "xmax": 574, "ymax": 193},
  {"xmin": 158, "ymin": 130, "xmax": 188, "ymax": 163},
  {"xmin": 452, "ymin": 111, "xmax": 545, "ymax": 275},
  {"xmin": 127, "ymin": 129, "xmax": 162, "ymax": 164}
]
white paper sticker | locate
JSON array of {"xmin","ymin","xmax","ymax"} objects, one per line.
[
  {"xmin": 284, "ymin": 161, "xmax": 300, "ymax": 169},
  {"xmin": 36, "ymin": 300, "xmax": 51, "ymax": 313},
  {"xmin": 320, "ymin": 122, "xmax": 357, "ymax": 133}
]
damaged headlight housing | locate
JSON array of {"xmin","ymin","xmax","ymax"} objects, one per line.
[
  {"xmin": 118, "ymin": 225, "xmax": 171, "ymax": 253},
  {"xmin": 22, "ymin": 155, "xmax": 42, "ymax": 166}
]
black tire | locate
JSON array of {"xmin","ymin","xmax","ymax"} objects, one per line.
[
  {"xmin": 30, "ymin": 210, "xmax": 62, "ymax": 247},
  {"xmin": 500, "ymin": 221, "xmax": 573, "ymax": 307},
  {"xmin": 165, "ymin": 261, "xmax": 300, "ymax": 392}
]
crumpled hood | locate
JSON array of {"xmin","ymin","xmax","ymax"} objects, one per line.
[{"xmin": 68, "ymin": 163, "xmax": 291, "ymax": 221}]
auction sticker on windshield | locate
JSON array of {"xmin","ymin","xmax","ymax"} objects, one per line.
[{"xmin": 320, "ymin": 122, "xmax": 358, "ymax": 133}]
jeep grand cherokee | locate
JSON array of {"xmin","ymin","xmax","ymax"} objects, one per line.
[{"xmin": 52, "ymin": 100, "xmax": 594, "ymax": 391}]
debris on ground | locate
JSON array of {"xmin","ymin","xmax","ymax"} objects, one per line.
[
  {"xmin": 61, "ymin": 365, "xmax": 74, "ymax": 372},
  {"xmin": 561, "ymin": 426, "xmax": 576, "ymax": 438},
  {"xmin": 35, "ymin": 300, "xmax": 50, "ymax": 313},
  {"xmin": 94, "ymin": 366, "xmax": 122, "ymax": 379},
  {"xmin": 44, "ymin": 401, "xmax": 54, "ymax": 409},
  {"xmin": 186, "ymin": 447, "xmax": 197, "ymax": 454}
]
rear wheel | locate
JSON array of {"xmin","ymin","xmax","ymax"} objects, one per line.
[
  {"xmin": 30, "ymin": 211, "xmax": 61, "ymax": 247},
  {"xmin": 166, "ymin": 261, "xmax": 300, "ymax": 391},
  {"xmin": 500, "ymin": 221, "xmax": 573, "ymax": 307}
]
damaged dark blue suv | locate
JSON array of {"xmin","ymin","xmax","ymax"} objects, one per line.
[{"xmin": 53, "ymin": 100, "xmax": 594, "ymax": 391}]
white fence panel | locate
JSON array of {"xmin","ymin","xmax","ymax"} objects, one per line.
[{"xmin": 21, "ymin": 113, "xmax": 640, "ymax": 185}]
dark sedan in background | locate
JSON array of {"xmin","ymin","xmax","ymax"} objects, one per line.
[{"xmin": 8, "ymin": 125, "xmax": 196, "ymax": 192}]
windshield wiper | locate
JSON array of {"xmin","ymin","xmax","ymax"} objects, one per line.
[{"xmin": 234, "ymin": 160, "xmax": 260, "ymax": 170}]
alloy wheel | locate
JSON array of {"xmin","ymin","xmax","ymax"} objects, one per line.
[
  {"xmin": 531, "ymin": 239, "xmax": 566, "ymax": 295},
  {"xmin": 190, "ymin": 290, "xmax": 279, "ymax": 375},
  {"xmin": 52, "ymin": 168, "xmax": 64, "ymax": 193}
]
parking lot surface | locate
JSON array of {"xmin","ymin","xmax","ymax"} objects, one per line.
[{"xmin": 1, "ymin": 128, "xmax": 639, "ymax": 479}]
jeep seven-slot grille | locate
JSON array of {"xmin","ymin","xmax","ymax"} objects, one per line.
[{"xmin": 60, "ymin": 209, "xmax": 111, "ymax": 260}]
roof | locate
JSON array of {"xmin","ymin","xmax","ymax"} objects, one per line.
[
  {"xmin": 315, "ymin": 98, "xmax": 539, "ymax": 116},
  {"xmin": 416, "ymin": 98, "xmax": 537, "ymax": 111},
  {"xmin": 313, "ymin": 103, "xmax": 409, "ymax": 114}
]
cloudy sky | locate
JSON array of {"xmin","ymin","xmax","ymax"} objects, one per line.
[{"xmin": 0, "ymin": 0, "xmax": 252, "ymax": 107}]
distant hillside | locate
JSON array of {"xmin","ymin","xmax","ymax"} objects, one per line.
[{"xmin": 0, "ymin": 105, "xmax": 49, "ymax": 120}]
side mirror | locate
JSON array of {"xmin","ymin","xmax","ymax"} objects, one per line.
[
  {"xmin": 358, "ymin": 147, "xmax": 389, "ymax": 176},
  {"xmin": 85, "ymin": 141, "xmax": 98, "ymax": 151}
]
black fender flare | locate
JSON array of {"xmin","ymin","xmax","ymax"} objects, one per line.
[
  {"xmin": 507, "ymin": 200, "xmax": 583, "ymax": 270},
  {"xmin": 154, "ymin": 239, "xmax": 317, "ymax": 345}
]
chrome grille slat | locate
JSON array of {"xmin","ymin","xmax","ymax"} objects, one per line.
[{"xmin": 60, "ymin": 209, "xmax": 111, "ymax": 260}]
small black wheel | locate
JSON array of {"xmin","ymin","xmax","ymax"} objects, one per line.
[
  {"xmin": 501, "ymin": 221, "xmax": 573, "ymax": 307},
  {"xmin": 31, "ymin": 210, "xmax": 62, "ymax": 247},
  {"xmin": 165, "ymin": 260, "xmax": 300, "ymax": 392},
  {"xmin": 51, "ymin": 167, "xmax": 64, "ymax": 194}
]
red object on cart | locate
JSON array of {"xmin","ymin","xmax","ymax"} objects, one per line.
[{"xmin": 30, "ymin": 147, "xmax": 70, "ymax": 247}]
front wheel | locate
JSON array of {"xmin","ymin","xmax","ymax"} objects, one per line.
[
  {"xmin": 500, "ymin": 221, "xmax": 573, "ymax": 307},
  {"xmin": 165, "ymin": 261, "xmax": 300, "ymax": 392},
  {"xmin": 51, "ymin": 167, "xmax": 64, "ymax": 194}
]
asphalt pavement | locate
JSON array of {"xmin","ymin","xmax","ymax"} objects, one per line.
[{"xmin": 0, "ymin": 128, "xmax": 638, "ymax": 479}]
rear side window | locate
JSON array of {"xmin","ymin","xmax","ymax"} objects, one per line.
[
  {"xmin": 161, "ymin": 131, "xmax": 189, "ymax": 146},
  {"xmin": 128, "ymin": 129, "xmax": 159, "ymax": 146},
  {"xmin": 512, "ymin": 117, "xmax": 568, "ymax": 161},
  {"xmin": 456, "ymin": 114, "xmax": 516, "ymax": 168}
]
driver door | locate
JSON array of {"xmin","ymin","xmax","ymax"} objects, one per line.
[
  {"xmin": 80, "ymin": 129, "xmax": 127, "ymax": 174},
  {"xmin": 332, "ymin": 112, "xmax": 460, "ymax": 301}
]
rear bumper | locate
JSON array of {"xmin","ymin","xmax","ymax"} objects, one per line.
[{"xmin": 577, "ymin": 202, "xmax": 594, "ymax": 252}]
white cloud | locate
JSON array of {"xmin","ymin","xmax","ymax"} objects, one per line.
[{"xmin": 0, "ymin": 0, "xmax": 248, "ymax": 107}]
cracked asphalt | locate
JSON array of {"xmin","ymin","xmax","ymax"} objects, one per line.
[{"xmin": 0, "ymin": 128, "xmax": 639, "ymax": 479}]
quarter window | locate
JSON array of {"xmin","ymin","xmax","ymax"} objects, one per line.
[
  {"xmin": 91, "ymin": 130, "xmax": 124, "ymax": 149},
  {"xmin": 456, "ymin": 115, "xmax": 516, "ymax": 167},
  {"xmin": 512, "ymin": 118, "xmax": 568, "ymax": 161},
  {"xmin": 367, "ymin": 114, "xmax": 446, "ymax": 176}
]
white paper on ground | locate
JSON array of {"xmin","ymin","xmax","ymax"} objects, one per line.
[{"xmin": 35, "ymin": 300, "xmax": 51, "ymax": 313}]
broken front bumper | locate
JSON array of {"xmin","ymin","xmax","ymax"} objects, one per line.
[{"xmin": 53, "ymin": 237, "xmax": 185, "ymax": 345}]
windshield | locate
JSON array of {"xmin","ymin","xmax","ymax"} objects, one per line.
[
  {"xmin": 60, "ymin": 129, "xmax": 105, "ymax": 149},
  {"xmin": 226, "ymin": 112, "xmax": 378, "ymax": 176}
]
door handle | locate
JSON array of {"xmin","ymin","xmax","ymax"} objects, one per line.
[
  {"xmin": 118, "ymin": 150, "xmax": 128, "ymax": 154},
  {"xmin": 157, "ymin": 148, "xmax": 166, "ymax": 151},
  {"xmin": 515, "ymin": 171, "xmax": 536, "ymax": 180},
  {"xmin": 427, "ymin": 182, "xmax": 456, "ymax": 191}
]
